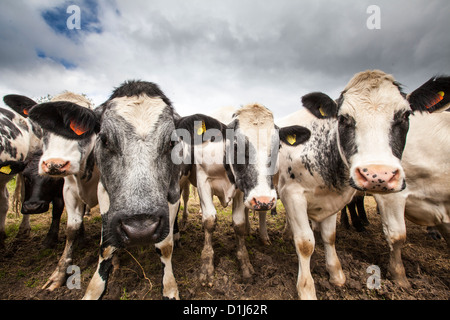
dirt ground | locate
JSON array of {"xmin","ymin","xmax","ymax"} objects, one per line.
[{"xmin": 0, "ymin": 191, "xmax": 448, "ymax": 300}]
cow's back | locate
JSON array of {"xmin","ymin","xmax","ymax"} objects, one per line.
[
  {"xmin": 401, "ymin": 112, "xmax": 450, "ymax": 225},
  {"xmin": 0, "ymin": 107, "xmax": 37, "ymax": 163}
]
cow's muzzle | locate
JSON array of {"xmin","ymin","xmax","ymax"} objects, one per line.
[
  {"xmin": 22, "ymin": 200, "xmax": 50, "ymax": 214},
  {"xmin": 41, "ymin": 158, "xmax": 71, "ymax": 176},
  {"xmin": 113, "ymin": 213, "xmax": 167, "ymax": 247}
]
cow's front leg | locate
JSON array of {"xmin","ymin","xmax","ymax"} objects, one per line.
[
  {"xmin": 197, "ymin": 173, "xmax": 217, "ymax": 286},
  {"xmin": 374, "ymin": 193, "xmax": 410, "ymax": 288},
  {"xmin": 281, "ymin": 186, "xmax": 316, "ymax": 300},
  {"xmin": 82, "ymin": 245, "xmax": 116, "ymax": 300},
  {"xmin": 154, "ymin": 201, "xmax": 179, "ymax": 300},
  {"xmin": 258, "ymin": 211, "xmax": 271, "ymax": 245},
  {"xmin": 42, "ymin": 196, "xmax": 64, "ymax": 248},
  {"xmin": 319, "ymin": 214, "xmax": 345, "ymax": 286},
  {"xmin": 43, "ymin": 186, "xmax": 85, "ymax": 291},
  {"xmin": 232, "ymin": 191, "xmax": 254, "ymax": 282}
]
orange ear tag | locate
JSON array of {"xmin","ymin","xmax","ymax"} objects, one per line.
[
  {"xmin": 23, "ymin": 109, "xmax": 29, "ymax": 115},
  {"xmin": 70, "ymin": 120, "xmax": 88, "ymax": 136},
  {"xmin": 426, "ymin": 91, "xmax": 444, "ymax": 109}
]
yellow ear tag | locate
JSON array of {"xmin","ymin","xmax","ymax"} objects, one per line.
[
  {"xmin": 319, "ymin": 106, "xmax": 327, "ymax": 117},
  {"xmin": 438, "ymin": 91, "xmax": 445, "ymax": 98},
  {"xmin": 0, "ymin": 165, "xmax": 12, "ymax": 174},
  {"xmin": 196, "ymin": 121, "xmax": 206, "ymax": 136},
  {"xmin": 286, "ymin": 134, "xmax": 296, "ymax": 145}
]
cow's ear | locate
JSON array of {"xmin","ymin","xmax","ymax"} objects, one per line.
[
  {"xmin": 176, "ymin": 114, "xmax": 226, "ymax": 144},
  {"xmin": 301, "ymin": 92, "xmax": 338, "ymax": 119},
  {"xmin": 28, "ymin": 101, "xmax": 100, "ymax": 140},
  {"xmin": 3, "ymin": 95, "xmax": 37, "ymax": 118},
  {"xmin": 279, "ymin": 125, "xmax": 311, "ymax": 147},
  {"xmin": 407, "ymin": 76, "xmax": 450, "ymax": 113}
]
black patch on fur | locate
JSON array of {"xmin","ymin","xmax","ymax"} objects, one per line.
[
  {"xmin": 176, "ymin": 114, "xmax": 227, "ymax": 145},
  {"xmin": 389, "ymin": 110, "xmax": 410, "ymax": 159},
  {"xmin": 300, "ymin": 122, "xmax": 348, "ymax": 191},
  {"xmin": 98, "ymin": 258, "xmax": 113, "ymax": 282},
  {"xmin": 408, "ymin": 76, "xmax": 450, "ymax": 113},
  {"xmin": 108, "ymin": 80, "xmax": 173, "ymax": 108},
  {"xmin": 302, "ymin": 92, "xmax": 338, "ymax": 119},
  {"xmin": 337, "ymin": 115, "xmax": 358, "ymax": 162}
]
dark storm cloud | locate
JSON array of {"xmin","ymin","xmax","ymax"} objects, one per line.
[{"xmin": 0, "ymin": 0, "xmax": 449, "ymax": 117}]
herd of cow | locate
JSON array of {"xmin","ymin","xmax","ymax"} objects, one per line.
[{"xmin": 0, "ymin": 69, "xmax": 448, "ymax": 300}]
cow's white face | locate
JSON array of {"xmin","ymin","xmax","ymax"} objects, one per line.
[
  {"xmin": 227, "ymin": 104, "xmax": 278, "ymax": 210},
  {"xmin": 301, "ymin": 70, "xmax": 450, "ymax": 194},
  {"xmin": 37, "ymin": 93, "xmax": 95, "ymax": 178},
  {"xmin": 337, "ymin": 78, "xmax": 410, "ymax": 193},
  {"xmin": 39, "ymin": 132, "xmax": 95, "ymax": 177}
]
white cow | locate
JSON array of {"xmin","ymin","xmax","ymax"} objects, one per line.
[
  {"xmin": 177, "ymin": 103, "xmax": 310, "ymax": 286},
  {"xmin": 7, "ymin": 92, "xmax": 100, "ymax": 291},
  {"xmin": 277, "ymin": 70, "xmax": 450, "ymax": 299},
  {"xmin": 374, "ymin": 109, "xmax": 450, "ymax": 286}
]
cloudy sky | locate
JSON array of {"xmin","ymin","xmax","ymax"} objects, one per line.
[{"xmin": 1, "ymin": 0, "xmax": 449, "ymax": 118}]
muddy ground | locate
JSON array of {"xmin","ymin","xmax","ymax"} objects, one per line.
[{"xmin": 0, "ymin": 191, "xmax": 448, "ymax": 300}]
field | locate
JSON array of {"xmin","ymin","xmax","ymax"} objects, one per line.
[{"xmin": 0, "ymin": 181, "xmax": 448, "ymax": 300}]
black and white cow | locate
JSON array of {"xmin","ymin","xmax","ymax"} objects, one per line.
[
  {"xmin": 6, "ymin": 92, "xmax": 99, "ymax": 291},
  {"xmin": 27, "ymin": 81, "xmax": 183, "ymax": 300},
  {"xmin": 0, "ymin": 95, "xmax": 42, "ymax": 247},
  {"xmin": 176, "ymin": 103, "xmax": 310, "ymax": 285},
  {"xmin": 277, "ymin": 70, "xmax": 450, "ymax": 299},
  {"xmin": 20, "ymin": 150, "xmax": 65, "ymax": 248}
]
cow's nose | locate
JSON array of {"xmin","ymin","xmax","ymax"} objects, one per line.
[
  {"xmin": 354, "ymin": 165, "xmax": 403, "ymax": 192},
  {"xmin": 42, "ymin": 159, "xmax": 70, "ymax": 175},
  {"xmin": 22, "ymin": 201, "xmax": 49, "ymax": 214},
  {"xmin": 250, "ymin": 196, "xmax": 276, "ymax": 211},
  {"xmin": 117, "ymin": 214, "xmax": 162, "ymax": 246}
]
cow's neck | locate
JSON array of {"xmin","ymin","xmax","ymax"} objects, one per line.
[{"xmin": 304, "ymin": 120, "xmax": 349, "ymax": 191}]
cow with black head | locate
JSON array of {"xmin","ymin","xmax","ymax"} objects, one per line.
[
  {"xmin": 27, "ymin": 80, "xmax": 182, "ymax": 300},
  {"xmin": 20, "ymin": 149, "xmax": 65, "ymax": 248}
]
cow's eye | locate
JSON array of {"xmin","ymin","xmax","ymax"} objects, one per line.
[
  {"xmin": 394, "ymin": 111, "xmax": 411, "ymax": 124},
  {"xmin": 99, "ymin": 133, "xmax": 108, "ymax": 146},
  {"xmin": 338, "ymin": 115, "xmax": 355, "ymax": 128}
]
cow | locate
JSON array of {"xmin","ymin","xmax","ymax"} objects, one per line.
[
  {"xmin": 27, "ymin": 80, "xmax": 183, "ymax": 300},
  {"xmin": 0, "ymin": 95, "xmax": 42, "ymax": 247},
  {"xmin": 6, "ymin": 91, "xmax": 100, "ymax": 291},
  {"xmin": 19, "ymin": 150, "xmax": 65, "ymax": 248},
  {"xmin": 176, "ymin": 103, "xmax": 310, "ymax": 286},
  {"xmin": 373, "ymin": 106, "xmax": 450, "ymax": 283},
  {"xmin": 276, "ymin": 69, "xmax": 450, "ymax": 299}
]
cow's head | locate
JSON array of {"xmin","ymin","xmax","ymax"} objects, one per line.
[
  {"xmin": 5, "ymin": 92, "xmax": 96, "ymax": 177},
  {"xmin": 28, "ymin": 81, "xmax": 181, "ymax": 248},
  {"xmin": 302, "ymin": 70, "xmax": 450, "ymax": 193},
  {"xmin": 176, "ymin": 104, "xmax": 310, "ymax": 211},
  {"xmin": 21, "ymin": 150, "xmax": 64, "ymax": 214}
]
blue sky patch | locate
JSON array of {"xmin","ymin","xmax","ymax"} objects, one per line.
[
  {"xmin": 36, "ymin": 49, "xmax": 77, "ymax": 70},
  {"xmin": 41, "ymin": 0, "xmax": 102, "ymax": 40}
]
